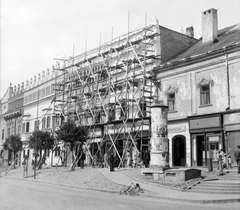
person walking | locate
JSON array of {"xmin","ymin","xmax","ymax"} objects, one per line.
[
  {"xmin": 109, "ymin": 153, "xmax": 115, "ymax": 172},
  {"xmin": 143, "ymin": 149, "xmax": 150, "ymax": 168},
  {"xmin": 228, "ymin": 155, "xmax": 232, "ymax": 169},
  {"xmin": 216, "ymin": 150, "xmax": 221, "ymax": 169},
  {"xmin": 234, "ymin": 145, "xmax": 240, "ymax": 174},
  {"xmin": 133, "ymin": 153, "xmax": 137, "ymax": 168},
  {"xmin": 103, "ymin": 152, "xmax": 108, "ymax": 168},
  {"xmin": 223, "ymin": 153, "xmax": 228, "ymax": 169},
  {"xmin": 218, "ymin": 154, "xmax": 223, "ymax": 175},
  {"xmin": 80, "ymin": 151, "xmax": 86, "ymax": 169},
  {"xmin": 126, "ymin": 150, "xmax": 131, "ymax": 169}
]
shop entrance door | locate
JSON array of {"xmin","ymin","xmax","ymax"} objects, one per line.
[
  {"xmin": 196, "ymin": 135, "xmax": 205, "ymax": 166},
  {"xmin": 173, "ymin": 136, "xmax": 186, "ymax": 166}
]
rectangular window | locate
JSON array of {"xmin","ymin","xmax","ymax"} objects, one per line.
[
  {"xmin": 51, "ymin": 84, "xmax": 55, "ymax": 94},
  {"xmin": 29, "ymin": 94, "xmax": 33, "ymax": 103},
  {"xmin": 26, "ymin": 122, "xmax": 30, "ymax": 133},
  {"xmin": 108, "ymin": 106, "xmax": 115, "ymax": 121},
  {"xmin": 168, "ymin": 93, "xmax": 175, "ymax": 112},
  {"xmin": 121, "ymin": 102, "xmax": 126, "ymax": 118},
  {"xmin": 46, "ymin": 86, "xmax": 51, "ymax": 96},
  {"xmin": 41, "ymin": 88, "xmax": 46, "ymax": 98},
  {"xmin": 15, "ymin": 100, "xmax": 18, "ymax": 109},
  {"xmin": 24, "ymin": 96, "xmax": 29, "ymax": 104},
  {"xmin": 42, "ymin": 117, "xmax": 46, "ymax": 129},
  {"xmin": 32, "ymin": 92, "xmax": 37, "ymax": 101},
  {"xmin": 200, "ymin": 85, "xmax": 210, "ymax": 105},
  {"xmin": 20, "ymin": 98, "xmax": 24, "ymax": 107},
  {"xmin": 54, "ymin": 146, "xmax": 61, "ymax": 157},
  {"xmin": 17, "ymin": 125, "xmax": 21, "ymax": 134},
  {"xmin": 7, "ymin": 128, "xmax": 10, "ymax": 137},
  {"xmin": 45, "ymin": 149, "xmax": 50, "ymax": 157},
  {"xmin": 2, "ymin": 129, "xmax": 4, "ymax": 140},
  {"xmin": 95, "ymin": 112, "xmax": 100, "ymax": 123},
  {"xmin": 138, "ymin": 102, "xmax": 147, "ymax": 117}
]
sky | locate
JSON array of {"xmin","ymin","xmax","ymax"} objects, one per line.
[{"xmin": 1, "ymin": 0, "xmax": 240, "ymax": 98}]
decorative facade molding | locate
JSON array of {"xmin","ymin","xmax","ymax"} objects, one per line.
[
  {"xmin": 197, "ymin": 78, "xmax": 214, "ymax": 88},
  {"xmin": 164, "ymin": 85, "xmax": 178, "ymax": 95}
]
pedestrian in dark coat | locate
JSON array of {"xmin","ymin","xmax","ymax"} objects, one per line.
[
  {"xmin": 109, "ymin": 153, "xmax": 115, "ymax": 172},
  {"xmin": 80, "ymin": 152, "xmax": 86, "ymax": 169},
  {"xmin": 218, "ymin": 154, "xmax": 223, "ymax": 175},
  {"xmin": 234, "ymin": 145, "xmax": 240, "ymax": 174},
  {"xmin": 143, "ymin": 150, "xmax": 150, "ymax": 168}
]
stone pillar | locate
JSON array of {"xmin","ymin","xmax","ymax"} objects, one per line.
[{"xmin": 150, "ymin": 104, "xmax": 169, "ymax": 169}]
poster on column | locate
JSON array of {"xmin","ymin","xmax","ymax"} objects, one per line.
[
  {"xmin": 162, "ymin": 138, "xmax": 168, "ymax": 153},
  {"xmin": 151, "ymin": 105, "xmax": 168, "ymax": 152}
]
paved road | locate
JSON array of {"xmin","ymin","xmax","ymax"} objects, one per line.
[
  {"xmin": 0, "ymin": 165, "xmax": 9, "ymax": 176},
  {"xmin": 0, "ymin": 177, "xmax": 239, "ymax": 210}
]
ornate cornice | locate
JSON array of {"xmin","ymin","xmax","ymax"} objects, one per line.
[
  {"xmin": 164, "ymin": 85, "xmax": 178, "ymax": 95},
  {"xmin": 197, "ymin": 78, "xmax": 214, "ymax": 88}
]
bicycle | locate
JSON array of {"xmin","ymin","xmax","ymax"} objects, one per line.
[{"xmin": 120, "ymin": 182, "xmax": 144, "ymax": 196}]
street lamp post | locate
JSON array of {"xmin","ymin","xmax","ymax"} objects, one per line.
[{"xmin": 34, "ymin": 89, "xmax": 40, "ymax": 179}]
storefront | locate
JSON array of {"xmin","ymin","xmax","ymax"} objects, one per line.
[
  {"xmin": 223, "ymin": 110, "xmax": 240, "ymax": 166},
  {"xmin": 188, "ymin": 114, "xmax": 224, "ymax": 168},
  {"xmin": 168, "ymin": 121, "xmax": 190, "ymax": 167}
]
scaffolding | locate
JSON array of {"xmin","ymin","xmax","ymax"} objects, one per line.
[{"xmin": 53, "ymin": 19, "xmax": 161, "ymax": 168}]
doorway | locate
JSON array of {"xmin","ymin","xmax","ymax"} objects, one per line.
[
  {"xmin": 172, "ymin": 136, "xmax": 186, "ymax": 167},
  {"xmin": 196, "ymin": 135, "xmax": 205, "ymax": 166}
]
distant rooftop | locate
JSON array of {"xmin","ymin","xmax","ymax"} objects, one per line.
[{"xmin": 159, "ymin": 23, "xmax": 240, "ymax": 67}]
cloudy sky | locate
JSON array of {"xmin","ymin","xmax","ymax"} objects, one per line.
[{"xmin": 1, "ymin": 0, "xmax": 240, "ymax": 98}]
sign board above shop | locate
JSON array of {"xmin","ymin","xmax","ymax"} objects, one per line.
[
  {"xmin": 223, "ymin": 112, "xmax": 240, "ymax": 131},
  {"xmin": 188, "ymin": 114, "xmax": 221, "ymax": 131},
  {"xmin": 168, "ymin": 125, "xmax": 186, "ymax": 134},
  {"xmin": 208, "ymin": 136, "xmax": 220, "ymax": 142}
]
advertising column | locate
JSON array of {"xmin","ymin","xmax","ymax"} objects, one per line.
[{"xmin": 150, "ymin": 104, "xmax": 169, "ymax": 169}]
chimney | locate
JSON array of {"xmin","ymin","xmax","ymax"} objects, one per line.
[
  {"xmin": 186, "ymin": 26, "xmax": 194, "ymax": 37},
  {"xmin": 202, "ymin": 8, "xmax": 218, "ymax": 43}
]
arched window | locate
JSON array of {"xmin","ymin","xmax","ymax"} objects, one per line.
[
  {"xmin": 42, "ymin": 117, "xmax": 46, "ymax": 129},
  {"xmin": 47, "ymin": 116, "xmax": 51, "ymax": 128},
  {"xmin": 26, "ymin": 122, "xmax": 30, "ymax": 132}
]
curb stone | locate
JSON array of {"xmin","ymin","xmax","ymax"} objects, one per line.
[{"xmin": 99, "ymin": 169, "xmax": 240, "ymax": 204}]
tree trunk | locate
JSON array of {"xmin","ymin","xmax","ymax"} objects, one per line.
[
  {"xmin": 72, "ymin": 146, "xmax": 77, "ymax": 171},
  {"xmin": 38, "ymin": 150, "xmax": 42, "ymax": 169},
  {"xmin": 70, "ymin": 144, "xmax": 81, "ymax": 171},
  {"xmin": 13, "ymin": 153, "xmax": 16, "ymax": 169}
]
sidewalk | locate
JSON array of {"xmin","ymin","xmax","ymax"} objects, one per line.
[
  {"xmin": 1, "ymin": 165, "xmax": 240, "ymax": 204},
  {"xmin": 98, "ymin": 167, "xmax": 240, "ymax": 203}
]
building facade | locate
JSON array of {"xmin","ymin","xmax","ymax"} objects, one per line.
[
  {"xmin": 155, "ymin": 8, "xmax": 240, "ymax": 167},
  {"xmin": 0, "ymin": 8, "xmax": 239, "ymax": 169},
  {"xmin": 21, "ymin": 69, "xmax": 63, "ymax": 166}
]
